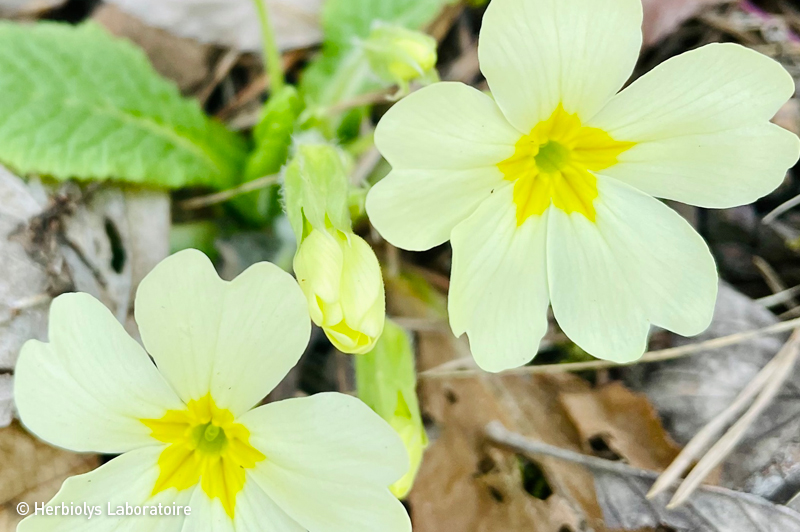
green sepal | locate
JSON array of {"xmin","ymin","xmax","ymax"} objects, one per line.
[
  {"xmin": 282, "ymin": 144, "xmax": 352, "ymax": 242},
  {"xmin": 355, "ymin": 319, "xmax": 428, "ymax": 498}
]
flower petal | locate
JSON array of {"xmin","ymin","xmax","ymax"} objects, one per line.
[
  {"xmin": 181, "ymin": 489, "xmax": 233, "ymax": 532},
  {"xmin": 479, "ymin": 0, "xmax": 643, "ymax": 132},
  {"xmin": 234, "ymin": 479, "xmax": 305, "ymax": 532},
  {"xmin": 180, "ymin": 481, "xmax": 303, "ymax": 532},
  {"xmin": 366, "ymin": 167, "xmax": 507, "ymax": 251},
  {"xmin": 448, "ymin": 185, "xmax": 550, "ymax": 372},
  {"xmin": 135, "ymin": 249, "xmax": 310, "ymax": 417},
  {"xmin": 17, "ymin": 446, "xmax": 192, "ymax": 532},
  {"xmin": 14, "ymin": 293, "xmax": 182, "ymax": 454},
  {"xmin": 239, "ymin": 393, "xmax": 411, "ymax": 532},
  {"xmin": 589, "ymin": 43, "xmax": 800, "ymax": 208},
  {"xmin": 338, "ymin": 234, "xmax": 385, "ymax": 340},
  {"xmin": 547, "ymin": 176, "xmax": 718, "ymax": 363},
  {"xmin": 368, "ymin": 82, "xmax": 518, "ymax": 251},
  {"xmin": 374, "ymin": 82, "xmax": 520, "ymax": 170}
]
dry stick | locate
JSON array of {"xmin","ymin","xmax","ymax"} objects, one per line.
[
  {"xmin": 177, "ymin": 174, "xmax": 280, "ymax": 210},
  {"xmin": 763, "ymin": 193, "xmax": 800, "ymax": 225},
  {"xmin": 196, "ymin": 49, "xmax": 241, "ymax": 105},
  {"xmin": 753, "ymin": 255, "xmax": 800, "ymax": 308},
  {"xmin": 324, "ymin": 88, "xmax": 395, "ymax": 115},
  {"xmin": 647, "ymin": 329, "xmax": 796, "ymax": 499},
  {"xmin": 418, "ymin": 316, "xmax": 800, "ymax": 380},
  {"xmin": 757, "ymin": 284, "xmax": 800, "ymax": 308},
  {"xmin": 485, "ymin": 421, "xmax": 657, "ymax": 479},
  {"xmin": 667, "ymin": 329, "xmax": 800, "ymax": 508}
]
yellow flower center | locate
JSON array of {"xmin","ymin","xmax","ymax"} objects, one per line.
[
  {"xmin": 142, "ymin": 394, "xmax": 265, "ymax": 519},
  {"xmin": 497, "ymin": 104, "xmax": 634, "ymax": 226}
]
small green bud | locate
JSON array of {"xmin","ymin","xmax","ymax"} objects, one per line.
[
  {"xmin": 363, "ymin": 23, "xmax": 438, "ymax": 89},
  {"xmin": 356, "ymin": 320, "xmax": 428, "ymax": 498}
]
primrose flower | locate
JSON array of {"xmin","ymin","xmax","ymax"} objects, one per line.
[
  {"xmin": 366, "ymin": 0, "xmax": 800, "ymax": 372},
  {"xmin": 284, "ymin": 144, "xmax": 386, "ymax": 354},
  {"xmin": 14, "ymin": 250, "xmax": 410, "ymax": 532}
]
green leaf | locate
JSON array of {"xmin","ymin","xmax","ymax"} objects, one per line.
[
  {"xmin": 231, "ymin": 86, "xmax": 304, "ymax": 225},
  {"xmin": 0, "ymin": 22, "xmax": 247, "ymax": 189}
]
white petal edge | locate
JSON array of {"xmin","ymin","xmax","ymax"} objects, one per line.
[
  {"xmin": 14, "ymin": 293, "xmax": 183, "ymax": 454},
  {"xmin": 17, "ymin": 446, "xmax": 192, "ymax": 532},
  {"xmin": 134, "ymin": 249, "xmax": 311, "ymax": 417},
  {"xmin": 240, "ymin": 393, "xmax": 411, "ymax": 532},
  {"xmin": 448, "ymin": 185, "xmax": 550, "ymax": 372},
  {"xmin": 588, "ymin": 43, "xmax": 800, "ymax": 207},
  {"xmin": 547, "ymin": 176, "xmax": 718, "ymax": 363},
  {"xmin": 478, "ymin": 0, "xmax": 643, "ymax": 132}
]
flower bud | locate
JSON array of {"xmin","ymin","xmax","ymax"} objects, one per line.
[
  {"xmin": 293, "ymin": 227, "xmax": 385, "ymax": 354},
  {"xmin": 363, "ymin": 23, "xmax": 438, "ymax": 88},
  {"xmin": 356, "ymin": 320, "xmax": 427, "ymax": 498}
]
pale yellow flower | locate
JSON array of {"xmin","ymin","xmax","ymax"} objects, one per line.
[
  {"xmin": 366, "ymin": 0, "xmax": 800, "ymax": 371},
  {"xmin": 294, "ymin": 227, "xmax": 385, "ymax": 354},
  {"xmin": 14, "ymin": 250, "xmax": 410, "ymax": 532}
]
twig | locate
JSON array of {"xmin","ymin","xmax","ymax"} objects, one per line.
[
  {"xmin": 763, "ymin": 193, "xmax": 800, "ymax": 224},
  {"xmin": 196, "ymin": 49, "xmax": 241, "ymax": 105},
  {"xmin": 647, "ymin": 328, "xmax": 799, "ymax": 499},
  {"xmin": 753, "ymin": 256, "xmax": 799, "ymax": 308},
  {"xmin": 757, "ymin": 284, "xmax": 800, "ymax": 308},
  {"xmin": 390, "ymin": 317, "xmax": 450, "ymax": 333},
  {"xmin": 351, "ymin": 147, "xmax": 382, "ymax": 186},
  {"xmin": 325, "ymin": 89, "xmax": 395, "ymax": 115},
  {"xmin": 177, "ymin": 174, "xmax": 280, "ymax": 210},
  {"xmin": 484, "ymin": 421, "xmax": 800, "ymax": 514},
  {"xmin": 419, "ymin": 316, "xmax": 800, "ymax": 379},
  {"xmin": 0, "ymin": 293, "xmax": 51, "ymax": 326},
  {"xmin": 484, "ymin": 421, "xmax": 658, "ymax": 479},
  {"xmin": 666, "ymin": 329, "xmax": 800, "ymax": 508},
  {"xmin": 215, "ymin": 75, "xmax": 268, "ymax": 121}
]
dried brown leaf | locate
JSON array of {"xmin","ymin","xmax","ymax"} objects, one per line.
[
  {"xmin": 93, "ymin": 4, "xmax": 212, "ymax": 93},
  {"xmin": 0, "ymin": 422, "xmax": 98, "ymax": 531},
  {"xmin": 560, "ymin": 382, "xmax": 682, "ymax": 471},
  {"xmin": 0, "ymin": 168, "xmax": 170, "ymax": 425}
]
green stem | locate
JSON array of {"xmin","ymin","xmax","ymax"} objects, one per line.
[{"xmin": 253, "ymin": 0, "xmax": 285, "ymax": 94}]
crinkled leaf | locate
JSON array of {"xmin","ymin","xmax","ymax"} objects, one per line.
[{"xmin": 0, "ymin": 22, "xmax": 247, "ymax": 189}]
